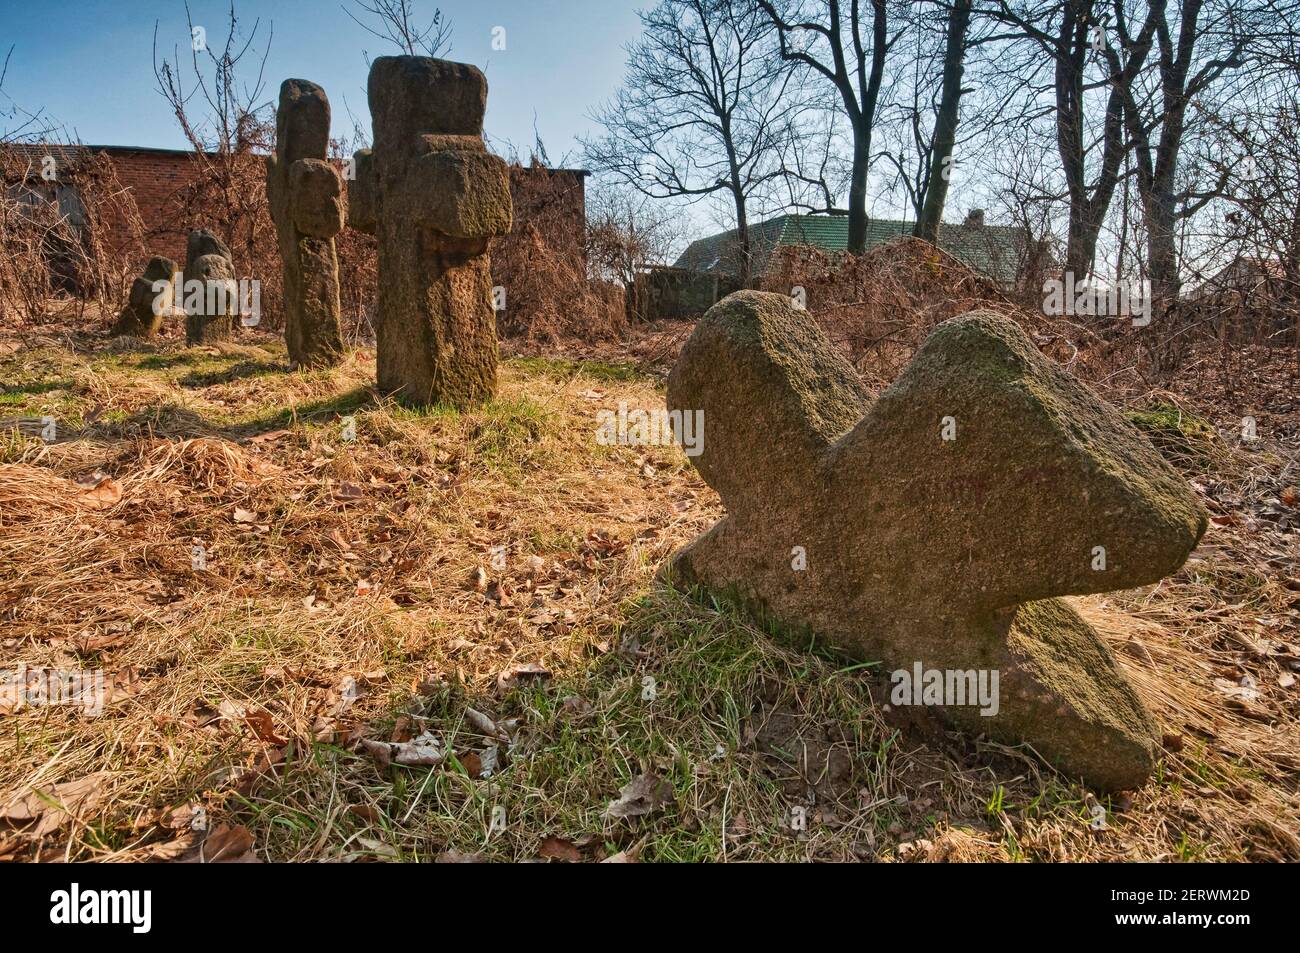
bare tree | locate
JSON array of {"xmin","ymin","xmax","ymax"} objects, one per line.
[
  {"xmin": 152, "ymin": 2, "xmax": 279, "ymax": 321},
  {"xmin": 1195, "ymin": 87, "xmax": 1300, "ymax": 357},
  {"xmin": 1101, "ymin": 0, "xmax": 1272, "ymax": 306},
  {"xmin": 586, "ymin": 181, "xmax": 675, "ymax": 321},
  {"xmin": 980, "ymin": 1, "xmax": 1154, "ymax": 285},
  {"xmin": 915, "ymin": 0, "xmax": 973, "ymax": 241},
  {"xmin": 583, "ymin": 0, "xmax": 799, "ymax": 285},
  {"xmin": 759, "ymin": 0, "xmax": 897, "ymax": 254},
  {"xmin": 1, "ymin": 45, "xmax": 57, "ymax": 145},
  {"xmin": 342, "ymin": 0, "xmax": 451, "ymax": 58}
]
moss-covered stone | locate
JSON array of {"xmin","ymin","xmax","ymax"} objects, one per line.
[
  {"xmin": 267, "ymin": 79, "xmax": 345, "ymax": 369},
  {"xmin": 666, "ymin": 291, "xmax": 1207, "ymax": 791},
  {"xmin": 111, "ymin": 255, "xmax": 176, "ymax": 337},
  {"xmin": 347, "ymin": 56, "xmax": 513, "ymax": 409},
  {"xmin": 1125, "ymin": 402, "xmax": 1223, "ymax": 471},
  {"xmin": 182, "ymin": 236, "xmax": 235, "ymax": 345}
]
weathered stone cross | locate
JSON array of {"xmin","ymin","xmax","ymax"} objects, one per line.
[
  {"xmin": 667, "ymin": 291, "xmax": 1207, "ymax": 790},
  {"xmin": 267, "ymin": 78, "xmax": 345, "ymax": 369},
  {"xmin": 183, "ymin": 228, "xmax": 236, "ymax": 345},
  {"xmin": 348, "ymin": 56, "xmax": 513, "ymax": 407}
]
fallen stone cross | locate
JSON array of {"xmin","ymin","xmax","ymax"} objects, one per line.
[
  {"xmin": 112, "ymin": 255, "xmax": 176, "ymax": 337},
  {"xmin": 666, "ymin": 290, "xmax": 1207, "ymax": 790},
  {"xmin": 267, "ymin": 78, "xmax": 345, "ymax": 368},
  {"xmin": 348, "ymin": 56, "xmax": 513, "ymax": 407},
  {"xmin": 183, "ymin": 228, "xmax": 236, "ymax": 345}
]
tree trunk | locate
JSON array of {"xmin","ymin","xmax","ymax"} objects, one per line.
[
  {"xmin": 847, "ymin": 131, "xmax": 869, "ymax": 254},
  {"xmin": 916, "ymin": 0, "xmax": 971, "ymax": 244},
  {"xmin": 734, "ymin": 196, "xmax": 752, "ymax": 287},
  {"xmin": 1146, "ymin": 188, "xmax": 1180, "ymax": 306}
]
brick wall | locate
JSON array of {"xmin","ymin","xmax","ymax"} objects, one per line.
[
  {"xmin": 89, "ymin": 146, "xmax": 587, "ymax": 270},
  {"xmin": 92, "ymin": 146, "xmax": 204, "ymax": 265},
  {"xmin": 5, "ymin": 143, "xmax": 589, "ymax": 323},
  {"xmin": 506, "ymin": 164, "xmax": 588, "ymax": 264}
]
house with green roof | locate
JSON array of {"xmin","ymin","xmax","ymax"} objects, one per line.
[{"xmin": 644, "ymin": 210, "xmax": 1027, "ymax": 317}]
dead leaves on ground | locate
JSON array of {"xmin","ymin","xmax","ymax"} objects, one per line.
[
  {"xmin": 0, "ymin": 771, "xmax": 116, "ymax": 837},
  {"xmin": 178, "ymin": 823, "xmax": 259, "ymax": 863}
]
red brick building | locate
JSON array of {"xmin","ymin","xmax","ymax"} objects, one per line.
[{"xmin": 5, "ymin": 143, "xmax": 588, "ymax": 271}]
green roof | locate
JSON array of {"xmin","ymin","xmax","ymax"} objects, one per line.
[{"xmin": 673, "ymin": 213, "xmax": 1026, "ymax": 284}]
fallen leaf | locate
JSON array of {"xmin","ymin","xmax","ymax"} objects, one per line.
[
  {"xmin": 348, "ymin": 804, "xmax": 381, "ymax": 823},
  {"xmin": 464, "ymin": 707, "xmax": 501, "ymax": 738},
  {"xmin": 178, "ymin": 823, "xmax": 259, "ymax": 863},
  {"xmin": 361, "ymin": 731, "xmax": 445, "ymax": 768},
  {"xmin": 435, "ymin": 849, "xmax": 482, "ymax": 863},
  {"xmin": 538, "ymin": 836, "xmax": 583, "ymax": 862},
  {"xmin": 603, "ymin": 772, "xmax": 673, "ymax": 820},
  {"xmin": 0, "ymin": 771, "xmax": 115, "ymax": 837},
  {"xmin": 248, "ymin": 429, "xmax": 292, "ymax": 444},
  {"xmin": 216, "ymin": 699, "xmax": 248, "ymax": 721},
  {"xmin": 232, "ymin": 507, "xmax": 256, "ymax": 524},
  {"xmin": 243, "ymin": 708, "xmax": 288, "ymax": 747},
  {"xmin": 601, "ymin": 847, "xmax": 640, "ymax": 863},
  {"xmin": 76, "ymin": 474, "xmax": 122, "ymax": 509},
  {"xmin": 497, "ymin": 661, "xmax": 551, "ymax": 691}
]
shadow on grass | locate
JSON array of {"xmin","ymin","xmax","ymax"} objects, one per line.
[
  {"xmin": 231, "ymin": 580, "xmax": 917, "ymax": 862},
  {"xmin": 96, "ymin": 387, "xmax": 378, "ymax": 441},
  {"xmin": 134, "ymin": 353, "xmax": 213, "ymax": 371},
  {"xmin": 1, "ymin": 380, "xmax": 75, "ymax": 398},
  {"xmin": 179, "ymin": 360, "xmax": 287, "ymax": 389}
]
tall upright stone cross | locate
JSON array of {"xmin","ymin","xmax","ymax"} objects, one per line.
[
  {"xmin": 667, "ymin": 291, "xmax": 1208, "ymax": 791},
  {"xmin": 348, "ymin": 56, "xmax": 513, "ymax": 407},
  {"xmin": 267, "ymin": 78, "xmax": 345, "ymax": 369}
]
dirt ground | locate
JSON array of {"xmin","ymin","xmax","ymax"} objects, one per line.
[{"xmin": 0, "ymin": 315, "xmax": 1296, "ymax": 862}]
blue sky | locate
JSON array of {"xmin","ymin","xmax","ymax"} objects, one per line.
[{"xmin": 0, "ymin": 0, "xmax": 644, "ymax": 164}]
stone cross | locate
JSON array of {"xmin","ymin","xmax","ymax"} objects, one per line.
[
  {"xmin": 267, "ymin": 78, "xmax": 345, "ymax": 368},
  {"xmin": 112, "ymin": 255, "xmax": 175, "ymax": 337},
  {"xmin": 348, "ymin": 56, "xmax": 513, "ymax": 407},
  {"xmin": 667, "ymin": 291, "xmax": 1208, "ymax": 791},
  {"xmin": 183, "ymin": 228, "xmax": 236, "ymax": 345}
]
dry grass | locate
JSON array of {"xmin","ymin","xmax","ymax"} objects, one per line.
[{"xmin": 0, "ymin": 327, "xmax": 1296, "ymax": 863}]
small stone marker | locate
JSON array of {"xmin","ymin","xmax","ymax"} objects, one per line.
[
  {"xmin": 666, "ymin": 290, "xmax": 1208, "ymax": 790},
  {"xmin": 183, "ymin": 228, "xmax": 236, "ymax": 345},
  {"xmin": 266, "ymin": 78, "xmax": 345, "ymax": 368},
  {"xmin": 112, "ymin": 255, "xmax": 176, "ymax": 337},
  {"xmin": 347, "ymin": 56, "xmax": 513, "ymax": 407}
]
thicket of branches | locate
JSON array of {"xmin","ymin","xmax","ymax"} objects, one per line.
[{"xmin": 586, "ymin": 0, "xmax": 1300, "ymax": 375}]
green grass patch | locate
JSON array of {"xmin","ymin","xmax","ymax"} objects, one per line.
[{"xmin": 508, "ymin": 355, "xmax": 647, "ymax": 385}]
